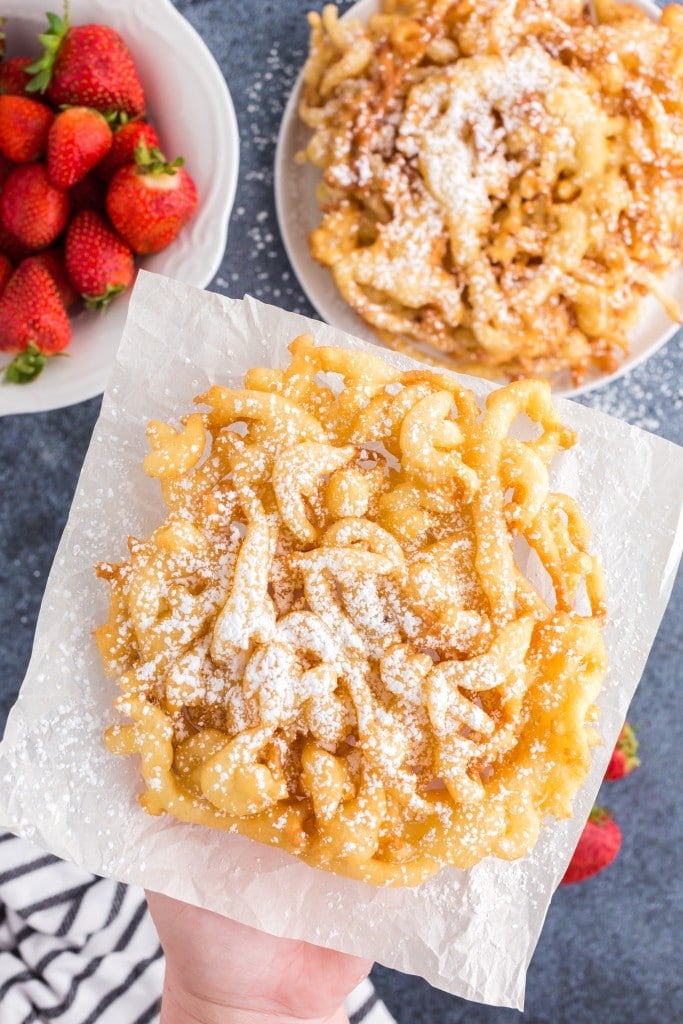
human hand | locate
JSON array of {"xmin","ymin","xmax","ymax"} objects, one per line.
[{"xmin": 146, "ymin": 890, "xmax": 373, "ymax": 1024}]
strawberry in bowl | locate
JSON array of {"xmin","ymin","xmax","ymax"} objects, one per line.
[
  {"xmin": 0, "ymin": 0, "xmax": 233, "ymax": 399},
  {"xmin": 25, "ymin": 7, "xmax": 146, "ymax": 116},
  {"xmin": 0, "ymin": 1, "xmax": 198, "ymax": 383}
]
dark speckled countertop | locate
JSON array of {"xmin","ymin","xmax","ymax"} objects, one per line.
[{"xmin": 1, "ymin": 2, "xmax": 682, "ymax": 1022}]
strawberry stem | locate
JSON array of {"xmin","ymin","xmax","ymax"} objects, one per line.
[
  {"xmin": 3, "ymin": 344, "xmax": 48, "ymax": 384},
  {"xmin": 83, "ymin": 284, "xmax": 126, "ymax": 311},
  {"xmin": 134, "ymin": 139, "xmax": 184, "ymax": 176},
  {"xmin": 618, "ymin": 722, "xmax": 640, "ymax": 768},
  {"xmin": 25, "ymin": 3, "xmax": 70, "ymax": 94}
]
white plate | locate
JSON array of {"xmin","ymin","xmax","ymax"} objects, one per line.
[
  {"xmin": 0, "ymin": 0, "xmax": 239, "ymax": 416},
  {"xmin": 275, "ymin": 0, "xmax": 682, "ymax": 398}
]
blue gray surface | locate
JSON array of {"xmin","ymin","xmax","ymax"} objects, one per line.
[{"xmin": 1, "ymin": 1, "xmax": 682, "ymax": 1021}]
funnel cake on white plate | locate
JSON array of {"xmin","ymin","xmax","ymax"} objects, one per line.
[
  {"xmin": 296, "ymin": 0, "xmax": 683, "ymax": 386},
  {"xmin": 96, "ymin": 335, "xmax": 606, "ymax": 886}
]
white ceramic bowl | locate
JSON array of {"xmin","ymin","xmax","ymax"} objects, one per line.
[
  {"xmin": 0, "ymin": 0, "xmax": 239, "ymax": 416},
  {"xmin": 276, "ymin": 0, "xmax": 681, "ymax": 398}
]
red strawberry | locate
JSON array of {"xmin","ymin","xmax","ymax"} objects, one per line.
[
  {"xmin": 0, "ymin": 256, "xmax": 71, "ymax": 375},
  {"xmin": 0, "ymin": 94, "xmax": 54, "ymax": 163},
  {"xmin": 0, "ymin": 56, "xmax": 34, "ymax": 96},
  {"xmin": 561, "ymin": 807, "xmax": 622, "ymax": 885},
  {"xmin": 106, "ymin": 142, "xmax": 198, "ymax": 254},
  {"xmin": 0, "ymin": 163, "xmax": 69, "ymax": 249},
  {"xmin": 0, "ymin": 152, "xmax": 13, "ymax": 190},
  {"xmin": 0, "ymin": 221, "xmax": 31, "ymax": 263},
  {"xmin": 32, "ymin": 246, "xmax": 78, "ymax": 310},
  {"xmin": 96, "ymin": 118, "xmax": 160, "ymax": 182},
  {"xmin": 604, "ymin": 722, "xmax": 640, "ymax": 780},
  {"xmin": 0, "ymin": 251, "xmax": 13, "ymax": 294},
  {"xmin": 47, "ymin": 106, "xmax": 113, "ymax": 189},
  {"xmin": 68, "ymin": 170, "xmax": 106, "ymax": 214},
  {"xmin": 26, "ymin": 11, "xmax": 145, "ymax": 118},
  {"xmin": 65, "ymin": 209, "xmax": 134, "ymax": 308}
]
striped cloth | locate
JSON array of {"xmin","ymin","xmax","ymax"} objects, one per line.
[{"xmin": 0, "ymin": 831, "xmax": 394, "ymax": 1024}]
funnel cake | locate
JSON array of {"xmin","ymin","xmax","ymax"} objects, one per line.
[
  {"xmin": 96, "ymin": 336, "xmax": 607, "ymax": 886},
  {"xmin": 297, "ymin": 0, "xmax": 683, "ymax": 385}
]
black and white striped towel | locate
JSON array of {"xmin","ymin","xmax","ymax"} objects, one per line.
[{"xmin": 0, "ymin": 831, "xmax": 395, "ymax": 1024}]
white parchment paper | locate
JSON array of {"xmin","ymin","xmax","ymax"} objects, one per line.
[{"xmin": 1, "ymin": 271, "xmax": 682, "ymax": 1009}]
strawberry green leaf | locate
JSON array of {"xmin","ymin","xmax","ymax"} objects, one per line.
[
  {"xmin": 46, "ymin": 11, "xmax": 67, "ymax": 35},
  {"xmin": 134, "ymin": 140, "xmax": 185, "ymax": 176},
  {"xmin": 83, "ymin": 284, "xmax": 126, "ymax": 310},
  {"xmin": 25, "ymin": 8, "xmax": 70, "ymax": 94},
  {"xmin": 3, "ymin": 344, "xmax": 48, "ymax": 384}
]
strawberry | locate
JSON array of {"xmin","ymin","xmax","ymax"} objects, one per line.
[
  {"xmin": 0, "ymin": 153, "xmax": 30, "ymax": 261},
  {"xmin": 0, "ymin": 56, "xmax": 34, "ymax": 96},
  {"xmin": 0, "ymin": 251, "xmax": 13, "ymax": 294},
  {"xmin": 0, "ymin": 163, "xmax": 69, "ymax": 249},
  {"xmin": 561, "ymin": 807, "xmax": 622, "ymax": 885},
  {"xmin": 0, "ymin": 152, "xmax": 13, "ymax": 190},
  {"xmin": 0, "ymin": 257, "xmax": 71, "ymax": 383},
  {"xmin": 0, "ymin": 94, "xmax": 53, "ymax": 163},
  {"xmin": 32, "ymin": 246, "xmax": 78, "ymax": 309},
  {"xmin": 65, "ymin": 209, "xmax": 134, "ymax": 308},
  {"xmin": 26, "ymin": 9, "xmax": 145, "ymax": 118},
  {"xmin": 68, "ymin": 171, "xmax": 106, "ymax": 215},
  {"xmin": 47, "ymin": 106, "xmax": 112, "ymax": 189},
  {"xmin": 96, "ymin": 118, "xmax": 160, "ymax": 182},
  {"xmin": 604, "ymin": 722, "xmax": 640, "ymax": 780},
  {"xmin": 0, "ymin": 221, "xmax": 31, "ymax": 263},
  {"xmin": 106, "ymin": 142, "xmax": 198, "ymax": 255}
]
